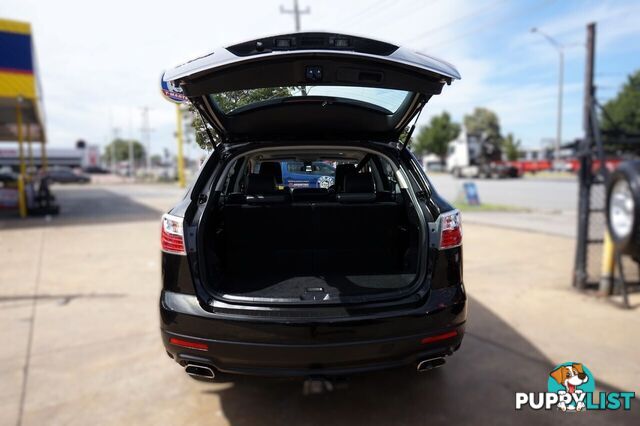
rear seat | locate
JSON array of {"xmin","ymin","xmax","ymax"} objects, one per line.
[
  {"xmin": 221, "ymin": 172, "xmax": 404, "ymax": 274},
  {"xmin": 223, "ymin": 174, "xmax": 310, "ymax": 273},
  {"xmin": 245, "ymin": 174, "xmax": 290, "ymax": 204},
  {"xmin": 316, "ymin": 173, "xmax": 402, "ymax": 273},
  {"xmin": 291, "ymin": 187, "xmax": 329, "ymax": 203}
]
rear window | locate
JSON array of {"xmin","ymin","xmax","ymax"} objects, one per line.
[
  {"xmin": 286, "ymin": 161, "xmax": 335, "ymax": 175},
  {"xmin": 210, "ymin": 86, "xmax": 410, "ymax": 114}
]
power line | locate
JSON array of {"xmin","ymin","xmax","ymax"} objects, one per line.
[
  {"xmin": 332, "ymin": 0, "xmax": 394, "ymax": 28},
  {"xmin": 402, "ymin": 0, "xmax": 507, "ymax": 45},
  {"xmin": 280, "ymin": 0, "xmax": 310, "ymax": 31},
  {"xmin": 422, "ymin": 0, "xmax": 555, "ymax": 50},
  {"xmin": 369, "ymin": 0, "xmax": 444, "ymax": 34}
]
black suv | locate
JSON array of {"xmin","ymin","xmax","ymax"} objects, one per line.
[{"xmin": 159, "ymin": 33, "xmax": 466, "ymax": 380}]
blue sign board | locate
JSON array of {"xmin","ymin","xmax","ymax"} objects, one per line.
[{"xmin": 463, "ymin": 182, "xmax": 480, "ymax": 205}]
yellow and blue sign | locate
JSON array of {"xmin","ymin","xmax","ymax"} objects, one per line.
[{"xmin": 0, "ymin": 18, "xmax": 36, "ymax": 100}]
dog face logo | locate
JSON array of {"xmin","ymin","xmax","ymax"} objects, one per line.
[
  {"xmin": 548, "ymin": 362, "xmax": 595, "ymax": 412},
  {"xmin": 550, "ymin": 363, "xmax": 589, "ymax": 393}
]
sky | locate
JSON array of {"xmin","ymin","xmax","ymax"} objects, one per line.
[{"xmin": 2, "ymin": 0, "xmax": 640, "ymax": 158}]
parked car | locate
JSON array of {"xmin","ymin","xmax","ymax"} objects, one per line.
[
  {"xmin": 82, "ymin": 165, "xmax": 110, "ymax": 174},
  {"xmin": 44, "ymin": 168, "xmax": 90, "ymax": 184},
  {"xmin": 256, "ymin": 160, "xmax": 336, "ymax": 189},
  {"xmin": 159, "ymin": 32, "xmax": 465, "ymax": 381}
]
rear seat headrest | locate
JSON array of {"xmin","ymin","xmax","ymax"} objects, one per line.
[
  {"xmin": 343, "ymin": 173, "xmax": 374, "ymax": 193},
  {"xmin": 258, "ymin": 162, "xmax": 283, "ymax": 184},
  {"xmin": 334, "ymin": 164, "xmax": 356, "ymax": 191},
  {"xmin": 245, "ymin": 174, "xmax": 290, "ymax": 204},
  {"xmin": 337, "ymin": 173, "xmax": 376, "ymax": 203},
  {"xmin": 246, "ymin": 174, "xmax": 277, "ymax": 194}
]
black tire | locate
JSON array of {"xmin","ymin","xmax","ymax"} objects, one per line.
[{"xmin": 606, "ymin": 160, "xmax": 640, "ymax": 255}]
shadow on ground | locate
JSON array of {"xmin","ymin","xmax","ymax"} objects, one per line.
[
  {"xmin": 0, "ymin": 186, "xmax": 165, "ymax": 229},
  {"xmin": 205, "ymin": 297, "xmax": 639, "ymax": 426}
]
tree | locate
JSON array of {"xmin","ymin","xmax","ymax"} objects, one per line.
[
  {"xmin": 186, "ymin": 105, "xmax": 215, "ymax": 150},
  {"xmin": 211, "ymin": 87, "xmax": 292, "ymax": 112},
  {"xmin": 414, "ymin": 112, "xmax": 461, "ymax": 161},
  {"xmin": 502, "ymin": 133, "xmax": 521, "ymax": 161},
  {"xmin": 150, "ymin": 154, "xmax": 163, "ymax": 166},
  {"xmin": 464, "ymin": 107, "xmax": 519, "ymax": 161},
  {"xmin": 188, "ymin": 87, "xmax": 294, "ymax": 149},
  {"xmin": 601, "ymin": 70, "xmax": 640, "ymax": 140},
  {"xmin": 463, "ymin": 107, "xmax": 502, "ymax": 142},
  {"xmin": 104, "ymin": 139, "xmax": 145, "ymax": 163}
]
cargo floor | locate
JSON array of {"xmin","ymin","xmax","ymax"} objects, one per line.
[{"xmin": 217, "ymin": 273, "xmax": 415, "ymax": 300}]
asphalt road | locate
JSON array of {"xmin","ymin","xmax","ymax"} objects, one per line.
[
  {"xmin": 425, "ymin": 174, "xmax": 580, "ymax": 238},
  {"xmin": 428, "ymin": 174, "xmax": 578, "ymax": 213},
  {"xmin": 1, "ymin": 183, "xmax": 638, "ymax": 426}
]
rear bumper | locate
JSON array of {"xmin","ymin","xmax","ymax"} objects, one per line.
[{"xmin": 160, "ymin": 286, "xmax": 466, "ymax": 377}]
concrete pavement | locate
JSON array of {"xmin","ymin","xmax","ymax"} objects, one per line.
[{"xmin": 1, "ymin": 184, "xmax": 638, "ymax": 426}]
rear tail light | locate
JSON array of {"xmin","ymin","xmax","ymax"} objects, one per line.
[
  {"xmin": 439, "ymin": 210, "xmax": 462, "ymax": 249},
  {"xmin": 169, "ymin": 337, "xmax": 208, "ymax": 351},
  {"xmin": 421, "ymin": 329, "xmax": 458, "ymax": 345},
  {"xmin": 161, "ymin": 214, "xmax": 186, "ymax": 255}
]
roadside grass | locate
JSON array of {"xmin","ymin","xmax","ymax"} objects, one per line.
[
  {"xmin": 453, "ymin": 199, "xmax": 530, "ymax": 213},
  {"xmin": 522, "ymin": 171, "xmax": 575, "ymax": 180}
]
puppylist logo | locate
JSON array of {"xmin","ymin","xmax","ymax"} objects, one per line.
[{"xmin": 515, "ymin": 362, "xmax": 635, "ymax": 412}]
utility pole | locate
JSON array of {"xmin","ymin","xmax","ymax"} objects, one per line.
[
  {"xmin": 140, "ymin": 107, "xmax": 153, "ymax": 175},
  {"xmin": 583, "ymin": 23, "xmax": 596, "ymax": 141},
  {"xmin": 128, "ymin": 111, "xmax": 134, "ymax": 180},
  {"xmin": 280, "ymin": 0, "xmax": 310, "ymax": 32},
  {"xmin": 110, "ymin": 126, "xmax": 121, "ymax": 173},
  {"xmin": 573, "ymin": 22, "xmax": 596, "ymax": 290}
]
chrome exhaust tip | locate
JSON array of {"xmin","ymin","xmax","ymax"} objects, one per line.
[
  {"xmin": 185, "ymin": 363, "xmax": 216, "ymax": 379},
  {"xmin": 416, "ymin": 357, "xmax": 446, "ymax": 372}
]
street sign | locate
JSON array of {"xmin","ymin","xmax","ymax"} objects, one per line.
[{"xmin": 463, "ymin": 182, "xmax": 480, "ymax": 205}]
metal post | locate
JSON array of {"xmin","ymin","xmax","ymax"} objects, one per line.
[
  {"xmin": 140, "ymin": 106, "xmax": 152, "ymax": 175},
  {"xmin": 128, "ymin": 112, "xmax": 134, "ymax": 179},
  {"xmin": 599, "ymin": 230, "xmax": 615, "ymax": 295},
  {"xmin": 41, "ymin": 140, "xmax": 47, "ymax": 172},
  {"xmin": 176, "ymin": 103, "xmax": 186, "ymax": 188},
  {"xmin": 17, "ymin": 104, "xmax": 26, "ymax": 177},
  {"xmin": 573, "ymin": 22, "xmax": 596, "ymax": 289},
  {"xmin": 16, "ymin": 99, "xmax": 27, "ymax": 218},
  {"xmin": 530, "ymin": 28, "xmax": 565, "ymax": 165},
  {"xmin": 27, "ymin": 124, "xmax": 34, "ymax": 174},
  {"xmin": 556, "ymin": 49, "xmax": 564, "ymax": 165}
]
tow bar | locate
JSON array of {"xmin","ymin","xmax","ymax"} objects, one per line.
[{"xmin": 302, "ymin": 377, "xmax": 348, "ymax": 395}]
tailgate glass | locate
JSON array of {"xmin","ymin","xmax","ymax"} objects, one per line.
[{"xmin": 211, "ymin": 86, "xmax": 410, "ymax": 114}]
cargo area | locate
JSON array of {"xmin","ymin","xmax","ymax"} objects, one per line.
[{"xmin": 201, "ymin": 152, "xmax": 423, "ymax": 303}]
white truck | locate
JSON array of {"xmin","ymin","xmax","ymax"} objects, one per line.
[{"xmin": 445, "ymin": 130, "xmax": 519, "ymax": 178}]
